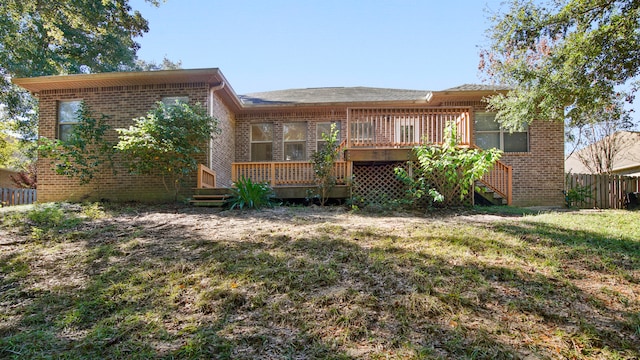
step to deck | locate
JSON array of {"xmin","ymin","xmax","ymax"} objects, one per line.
[
  {"xmin": 475, "ymin": 183, "xmax": 507, "ymax": 206},
  {"xmin": 190, "ymin": 188, "xmax": 233, "ymax": 207}
]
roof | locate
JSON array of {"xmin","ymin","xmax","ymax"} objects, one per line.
[
  {"xmin": 442, "ymin": 84, "xmax": 511, "ymax": 92},
  {"xmin": 12, "ymin": 68, "xmax": 244, "ymax": 111},
  {"xmin": 565, "ymin": 131, "xmax": 640, "ymax": 175},
  {"xmin": 240, "ymin": 87, "xmax": 433, "ymax": 105},
  {"xmin": 12, "ymin": 68, "xmax": 508, "ymax": 110}
]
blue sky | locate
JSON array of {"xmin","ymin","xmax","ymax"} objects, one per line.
[{"xmin": 130, "ymin": 0, "xmax": 504, "ymax": 95}]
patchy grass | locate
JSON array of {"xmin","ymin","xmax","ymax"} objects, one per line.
[{"xmin": 0, "ymin": 204, "xmax": 638, "ymax": 359}]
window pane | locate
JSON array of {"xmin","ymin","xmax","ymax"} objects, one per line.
[
  {"xmin": 59, "ymin": 124, "xmax": 75, "ymax": 142},
  {"xmin": 504, "ymin": 132, "xmax": 528, "ymax": 152},
  {"xmin": 284, "ymin": 123, "xmax": 306, "ymax": 141},
  {"xmin": 475, "ymin": 112, "xmax": 499, "ymax": 131},
  {"xmin": 285, "ymin": 142, "xmax": 306, "ymax": 161},
  {"xmin": 162, "ymin": 96, "xmax": 189, "ymax": 106},
  {"xmin": 251, "ymin": 143, "xmax": 272, "ymax": 161},
  {"xmin": 251, "ymin": 124, "xmax": 273, "ymax": 142},
  {"xmin": 476, "ymin": 132, "xmax": 500, "ymax": 150},
  {"xmin": 317, "ymin": 122, "xmax": 340, "ymax": 151},
  {"xmin": 59, "ymin": 100, "xmax": 81, "ymax": 124}
]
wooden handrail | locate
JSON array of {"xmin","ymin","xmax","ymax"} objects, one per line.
[
  {"xmin": 232, "ymin": 161, "xmax": 349, "ymax": 186},
  {"xmin": 347, "ymin": 107, "xmax": 472, "ymax": 147},
  {"xmin": 197, "ymin": 164, "xmax": 216, "ymax": 188},
  {"xmin": 478, "ymin": 159, "xmax": 512, "ymax": 205}
]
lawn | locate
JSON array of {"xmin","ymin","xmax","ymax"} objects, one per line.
[{"xmin": 0, "ymin": 203, "xmax": 638, "ymax": 359}]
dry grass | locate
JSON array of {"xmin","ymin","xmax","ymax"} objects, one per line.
[{"xmin": 0, "ymin": 203, "xmax": 638, "ymax": 359}]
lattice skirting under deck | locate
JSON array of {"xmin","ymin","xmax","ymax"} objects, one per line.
[{"xmin": 351, "ymin": 162, "xmax": 470, "ymax": 207}]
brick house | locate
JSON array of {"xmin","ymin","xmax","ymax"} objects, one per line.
[{"xmin": 13, "ymin": 68, "xmax": 565, "ymax": 206}]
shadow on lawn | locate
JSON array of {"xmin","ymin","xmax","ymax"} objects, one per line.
[{"xmin": 1, "ymin": 208, "xmax": 638, "ymax": 359}]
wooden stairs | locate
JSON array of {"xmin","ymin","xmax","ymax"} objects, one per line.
[
  {"xmin": 190, "ymin": 188, "xmax": 232, "ymax": 207},
  {"xmin": 475, "ymin": 181, "xmax": 507, "ymax": 206}
]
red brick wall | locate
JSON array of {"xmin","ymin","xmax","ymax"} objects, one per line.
[
  {"xmin": 209, "ymin": 91, "xmax": 235, "ymax": 187},
  {"xmin": 499, "ymin": 120, "xmax": 565, "ymax": 206},
  {"xmin": 37, "ymin": 83, "xmax": 223, "ymax": 202},
  {"xmin": 235, "ymin": 109, "xmax": 347, "ymax": 162}
]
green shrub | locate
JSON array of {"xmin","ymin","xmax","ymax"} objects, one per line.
[{"xmin": 228, "ymin": 177, "xmax": 275, "ymax": 210}]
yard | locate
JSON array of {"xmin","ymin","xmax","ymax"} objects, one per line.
[{"xmin": 0, "ymin": 203, "xmax": 638, "ymax": 359}]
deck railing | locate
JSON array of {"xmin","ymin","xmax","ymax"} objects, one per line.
[
  {"xmin": 232, "ymin": 161, "xmax": 350, "ymax": 186},
  {"xmin": 479, "ymin": 160, "xmax": 512, "ymax": 205},
  {"xmin": 347, "ymin": 107, "xmax": 471, "ymax": 148},
  {"xmin": 197, "ymin": 164, "xmax": 216, "ymax": 188}
]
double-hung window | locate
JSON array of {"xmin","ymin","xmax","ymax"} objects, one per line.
[
  {"xmin": 58, "ymin": 100, "xmax": 82, "ymax": 141},
  {"xmin": 283, "ymin": 122, "xmax": 307, "ymax": 161},
  {"xmin": 251, "ymin": 123, "xmax": 273, "ymax": 161},
  {"xmin": 475, "ymin": 112, "xmax": 529, "ymax": 152},
  {"xmin": 316, "ymin": 122, "xmax": 341, "ymax": 152}
]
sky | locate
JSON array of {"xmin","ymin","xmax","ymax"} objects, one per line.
[{"xmin": 130, "ymin": 0, "xmax": 505, "ymax": 95}]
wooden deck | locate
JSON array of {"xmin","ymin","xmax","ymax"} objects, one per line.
[{"xmin": 195, "ymin": 109, "xmax": 513, "ymax": 205}]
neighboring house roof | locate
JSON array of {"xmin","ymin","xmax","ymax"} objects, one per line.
[
  {"xmin": 565, "ymin": 131, "xmax": 640, "ymax": 175},
  {"xmin": 241, "ymin": 87, "xmax": 433, "ymax": 105}
]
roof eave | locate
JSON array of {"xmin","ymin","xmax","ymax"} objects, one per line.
[
  {"xmin": 12, "ymin": 68, "xmax": 244, "ymax": 113},
  {"xmin": 238, "ymin": 99, "xmax": 435, "ymax": 112}
]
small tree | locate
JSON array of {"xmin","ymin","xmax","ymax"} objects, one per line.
[
  {"xmin": 38, "ymin": 102, "xmax": 115, "ymax": 185},
  {"xmin": 310, "ymin": 123, "xmax": 340, "ymax": 206},
  {"xmin": 115, "ymin": 101, "xmax": 219, "ymax": 201},
  {"xmin": 395, "ymin": 121, "xmax": 502, "ymax": 207}
]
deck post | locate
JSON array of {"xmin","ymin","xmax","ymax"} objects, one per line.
[
  {"xmin": 270, "ymin": 162, "xmax": 276, "ymax": 187},
  {"xmin": 346, "ymin": 108, "xmax": 351, "ymax": 149},
  {"xmin": 197, "ymin": 164, "xmax": 203, "ymax": 188},
  {"xmin": 507, "ymin": 165, "xmax": 513, "ymax": 205}
]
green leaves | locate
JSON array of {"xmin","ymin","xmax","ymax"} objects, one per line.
[
  {"xmin": 228, "ymin": 176, "xmax": 275, "ymax": 210},
  {"xmin": 481, "ymin": 0, "xmax": 640, "ymax": 129},
  {"xmin": 310, "ymin": 123, "xmax": 340, "ymax": 206},
  {"xmin": 1, "ymin": 0, "xmax": 157, "ymax": 145},
  {"xmin": 38, "ymin": 102, "xmax": 115, "ymax": 185},
  {"xmin": 115, "ymin": 101, "xmax": 219, "ymax": 200},
  {"xmin": 395, "ymin": 122, "xmax": 502, "ymax": 206}
]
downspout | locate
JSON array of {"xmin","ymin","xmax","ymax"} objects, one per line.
[{"xmin": 207, "ymin": 81, "xmax": 226, "ymax": 168}]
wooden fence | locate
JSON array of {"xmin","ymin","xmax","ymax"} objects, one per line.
[
  {"xmin": 565, "ymin": 173, "xmax": 640, "ymax": 209},
  {"xmin": 1, "ymin": 188, "xmax": 37, "ymax": 206}
]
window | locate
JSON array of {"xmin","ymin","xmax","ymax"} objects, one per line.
[
  {"xmin": 316, "ymin": 122, "xmax": 341, "ymax": 152},
  {"xmin": 283, "ymin": 122, "xmax": 307, "ymax": 161},
  {"xmin": 58, "ymin": 100, "xmax": 82, "ymax": 141},
  {"xmin": 161, "ymin": 96, "xmax": 189, "ymax": 107},
  {"xmin": 475, "ymin": 112, "xmax": 528, "ymax": 152},
  {"xmin": 250, "ymin": 123, "xmax": 273, "ymax": 161},
  {"xmin": 350, "ymin": 122, "xmax": 373, "ymax": 141}
]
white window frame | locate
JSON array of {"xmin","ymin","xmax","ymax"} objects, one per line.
[
  {"xmin": 283, "ymin": 122, "xmax": 307, "ymax": 161},
  {"xmin": 316, "ymin": 121, "xmax": 341, "ymax": 152},
  {"xmin": 475, "ymin": 112, "xmax": 529, "ymax": 153},
  {"xmin": 161, "ymin": 96, "xmax": 189, "ymax": 107},
  {"xmin": 250, "ymin": 123, "xmax": 273, "ymax": 162},
  {"xmin": 58, "ymin": 100, "xmax": 82, "ymax": 141}
]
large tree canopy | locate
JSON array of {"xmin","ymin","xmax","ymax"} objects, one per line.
[
  {"xmin": 0, "ymin": 0, "xmax": 159, "ymax": 140},
  {"xmin": 480, "ymin": 0, "xmax": 640, "ymax": 129}
]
